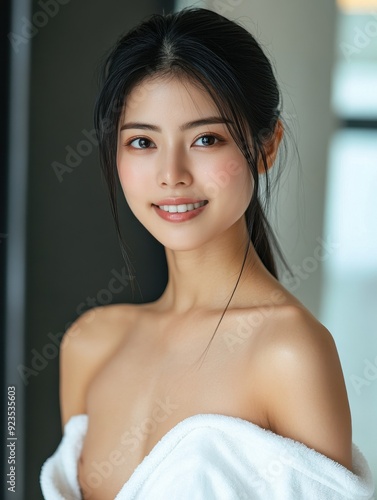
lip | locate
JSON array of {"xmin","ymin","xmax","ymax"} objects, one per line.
[
  {"xmin": 152, "ymin": 201, "xmax": 208, "ymax": 223},
  {"xmin": 152, "ymin": 198, "xmax": 208, "ymax": 206}
]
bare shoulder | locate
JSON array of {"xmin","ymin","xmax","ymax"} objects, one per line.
[
  {"xmin": 59, "ymin": 303, "xmax": 138, "ymax": 429},
  {"xmin": 254, "ymin": 304, "xmax": 352, "ymax": 470}
]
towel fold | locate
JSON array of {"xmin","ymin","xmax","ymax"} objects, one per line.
[{"xmin": 40, "ymin": 413, "xmax": 375, "ymax": 499}]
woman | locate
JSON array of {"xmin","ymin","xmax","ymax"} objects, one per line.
[{"xmin": 40, "ymin": 6, "xmax": 374, "ymax": 499}]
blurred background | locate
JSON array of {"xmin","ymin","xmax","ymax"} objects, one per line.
[{"xmin": 1, "ymin": 0, "xmax": 376, "ymax": 497}]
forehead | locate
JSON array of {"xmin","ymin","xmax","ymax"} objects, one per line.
[{"xmin": 122, "ymin": 74, "xmax": 220, "ymax": 120}]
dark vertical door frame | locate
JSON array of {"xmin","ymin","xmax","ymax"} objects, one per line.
[
  {"xmin": 0, "ymin": 0, "xmax": 11, "ymax": 496},
  {"xmin": 3, "ymin": 0, "xmax": 32, "ymax": 498}
]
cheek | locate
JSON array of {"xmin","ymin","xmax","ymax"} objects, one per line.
[
  {"xmin": 117, "ymin": 159, "xmax": 147, "ymax": 203},
  {"xmin": 203, "ymin": 156, "xmax": 253, "ymax": 205},
  {"xmin": 117, "ymin": 164, "xmax": 130, "ymax": 201},
  {"xmin": 117, "ymin": 147, "xmax": 140, "ymax": 199},
  {"xmin": 230, "ymin": 167, "xmax": 254, "ymax": 216}
]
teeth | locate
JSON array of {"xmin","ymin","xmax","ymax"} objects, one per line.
[{"xmin": 158, "ymin": 201, "xmax": 207, "ymax": 213}]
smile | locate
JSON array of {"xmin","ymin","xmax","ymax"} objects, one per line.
[
  {"xmin": 155, "ymin": 201, "xmax": 208, "ymax": 213},
  {"xmin": 152, "ymin": 200, "xmax": 208, "ymax": 223}
]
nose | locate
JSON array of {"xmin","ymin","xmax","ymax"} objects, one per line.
[{"xmin": 157, "ymin": 147, "xmax": 193, "ymax": 187}]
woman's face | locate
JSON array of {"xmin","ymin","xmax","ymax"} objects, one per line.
[{"xmin": 116, "ymin": 75, "xmax": 253, "ymax": 251}]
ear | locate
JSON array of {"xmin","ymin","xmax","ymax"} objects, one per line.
[{"xmin": 257, "ymin": 119, "xmax": 284, "ymax": 174}]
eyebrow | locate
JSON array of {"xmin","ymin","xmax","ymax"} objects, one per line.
[{"xmin": 120, "ymin": 116, "xmax": 233, "ymax": 132}]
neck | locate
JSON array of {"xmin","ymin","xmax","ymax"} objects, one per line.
[{"xmin": 155, "ymin": 217, "xmax": 267, "ymax": 315}]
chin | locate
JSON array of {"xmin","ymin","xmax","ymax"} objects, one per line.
[{"xmin": 154, "ymin": 238, "xmax": 207, "ymax": 252}]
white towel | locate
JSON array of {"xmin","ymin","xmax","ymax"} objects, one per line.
[{"xmin": 40, "ymin": 413, "xmax": 375, "ymax": 499}]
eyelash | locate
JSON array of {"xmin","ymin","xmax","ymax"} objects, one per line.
[{"xmin": 123, "ymin": 134, "xmax": 224, "ymax": 149}]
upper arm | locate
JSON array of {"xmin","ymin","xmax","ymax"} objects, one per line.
[
  {"xmin": 59, "ymin": 305, "xmax": 130, "ymax": 431},
  {"xmin": 262, "ymin": 307, "xmax": 353, "ymax": 471}
]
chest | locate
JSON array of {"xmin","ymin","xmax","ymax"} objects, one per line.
[{"xmin": 77, "ymin": 311, "xmax": 264, "ymax": 499}]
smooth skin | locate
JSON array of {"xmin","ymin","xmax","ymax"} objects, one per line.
[{"xmin": 60, "ymin": 75, "xmax": 352, "ymax": 499}]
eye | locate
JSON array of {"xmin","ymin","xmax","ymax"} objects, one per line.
[
  {"xmin": 125, "ymin": 137, "xmax": 156, "ymax": 149},
  {"xmin": 193, "ymin": 134, "xmax": 223, "ymax": 147}
]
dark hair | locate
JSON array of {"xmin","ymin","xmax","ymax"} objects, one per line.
[{"xmin": 94, "ymin": 6, "xmax": 294, "ymax": 365}]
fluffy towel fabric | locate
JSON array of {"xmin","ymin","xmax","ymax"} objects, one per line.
[{"xmin": 40, "ymin": 413, "xmax": 375, "ymax": 500}]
